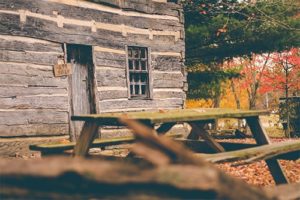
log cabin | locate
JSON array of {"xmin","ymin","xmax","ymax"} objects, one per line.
[{"xmin": 0, "ymin": 0, "xmax": 186, "ymax": 151}]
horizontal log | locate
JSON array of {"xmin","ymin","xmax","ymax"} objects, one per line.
[
  {"xmin": 99, "ymin": 98, "xmax": 183, "ymax": 112},
  {"xmin": 1, "ymin": 0, "xmax": 181, "ymax": 25},
  {"xmin": 153, "ymin": 89, "xmax": 185, "ymax": 99},
  {"xmin": 0, "ymin": 49, "xmax": 62, "ymax": 66},
  {"xmin": 0, "ymin": 110, "xmax": 68, "ymax": 125},
  {"xmin": 200, "ymin": 140, "xmax": 300, "ymax": 164},
  {"xmin": 96, "ymin": 68, "xmax": 126, "ymax": 87},
  {"xmin": 0, "ymin": 62, "xmax": 54, "ymax": 77},
  {"xmin": 0, "ymin": 74, "xmax": 68, "ymax": 88},
  {"xmin": 151, "ymin": 55, "xmax": 183, "ymax": 71},
  {"xmin": 0, "ymin": 95, "xmax": 68, "ymax": 110},
  {"xmin": 0, "ymin": 13, "xmax": 184, "ymax": 53},
  {"xmin": 94, "ymin": 51, "xmax": 126, "ymax": 68},
  {"xmin": 0, "ymin": 154, "xmax": 271, "ymax": 199},
  {"xmin": 153, "ymin": 72, "xmax": 184, "ymax": 88},
  {"xmin": 0, "ymin": 35, "xmax": 62, "ymax": 52},
  {"xmin": 88, "ymin": 0, "xmax": 181, "ymax": 16},
  {"xmin": 98, "ymin": 89, "xmax": 128, "ymax": 100},
  {"xmin": 0, "ymin": 86, "xmax": 67, "ymax": 98},
  {"xmin": 0, "ymin": 123, "xmax": 68, "ymax": 137}
]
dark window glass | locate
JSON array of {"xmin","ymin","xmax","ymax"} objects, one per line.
[{"xmin": 127, "ymin": 46, "xmax": 150, "ymax": 98}]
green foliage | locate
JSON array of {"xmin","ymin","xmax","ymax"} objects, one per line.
[
  {"xmin": 185, "ymin": 0, "xmax": 300, "ymax": 64},
  {"xmin": 183, "ymin": 0, "xmax": 300, "ymax": 100}
]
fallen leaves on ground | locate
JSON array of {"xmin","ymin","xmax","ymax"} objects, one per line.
[{"xmin": 216, "ymin": 138, "xmax": 300, "ymax": 186}]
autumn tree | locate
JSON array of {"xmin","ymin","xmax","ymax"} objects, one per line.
[{"xmin": 184, "ymin": 0, "xmax": 300, "ymax": 102}]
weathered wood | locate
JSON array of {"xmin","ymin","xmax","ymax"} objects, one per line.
[
  {"xmin": 1, "ymin": 0, "xmax": 182, "ymax": 28},
  {"xmin": 0, "ymin": 110, "xmax": 68, "ymax": 125},
  {"xmin": 0, "ymin": 95, "xmax": 68, "ymax": 110},
  {"xmin": 96, "ymin": 68, "xmax": 126, "ymax": 87},
  {"xmin": 200, "ymin": 140, "xmax": 300, "ymax": 164},
  {"xmin": 0, "ymin": 124, "xmax": 68, "ymax": 137},
  {"xmin": 264, "ymin": 183, "xmax": 300, "ymax": 200},
  {"xmin": 0, "ymin": 50, "xmax": 62, "ymax": 66},
  {"xmin": 189, "ymin": 122, "xmax": 225, "ymax": 153},
  {"xmin": 153, "ymin": 89, "xmax": 185, "ymax": 99},
  {"xmin": 0, "ymin": 36, "xmax": 62, "ymax": 52},
  {"xmin": 0, "ymin": 62, "xmax": 54, "ymax": 78},
  {"xmin": 0, "ymin": 86, "xmax": 67, "ymax": 98},
  {"xmin": 98, "ymin": 89, "xmax": 128, "ymax": 100},
  {"xmin": 246, "ymin": 116, "xmax": 289, "ymax": 184},
  {"xmin": 74, "ymin": 122, "xmax": 99, "ymax": 157},
  {"xmin": 0, "ymin": 157, "xmax": 272, "ymax": 200},
  {"xmin": 152, "ymin": 55, "xmax": 183, "ymax": 71},
  {"xmin": 0, "ymin": 74, "xmax": 68, "ymax": 88},
  {"xmin": 72, "ymin": 109, "xmax": 269, "ymax": 125},
  {"xmin": 153, "ymin": 72, "xmax": 184, "ymax": 88},
  {"xmin": 89, "ymin": 0, "xmax": 181, "ymax": 16},
  {"xmin": 98, "ymin": 98, "xmax": 183, "ymax": 112},
  {"xmin": 30, "ymin": 133, "xmax": 182, "ymax": 155},
  {"xmin": 0, "ymin": 13, "xmax": 183, "ymax": 52}
]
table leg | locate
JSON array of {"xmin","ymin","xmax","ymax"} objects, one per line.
[
  {"xmin": 73, "ymin": 121, "xmax": 99, "ymax": 157},
  {"xmin": 246, "ymin": 116, "xmax": 289, "ymax": 184},
  {"xmin": 188, "ymin": 122, "xmax": 225, "ymax": 153}
]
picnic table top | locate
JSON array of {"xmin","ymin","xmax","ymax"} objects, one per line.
[{"xmin": 71, "ymin": 108, "xmax": 269, "ymax": 125}]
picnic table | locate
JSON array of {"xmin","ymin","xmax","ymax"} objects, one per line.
[{"xmin": 71, "ymin": 108, "xmax": 289, "ymax": 184}]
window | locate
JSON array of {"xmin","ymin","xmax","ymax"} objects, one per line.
[{"xmin": 127, "ymin": 46, "xmax": 151, "ymax": 99}]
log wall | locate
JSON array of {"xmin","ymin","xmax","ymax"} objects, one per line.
[{"xmin": 0, "ymin": 0, "xmax": 186, "ymax": 137}]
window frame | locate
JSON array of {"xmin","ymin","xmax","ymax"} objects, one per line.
[{"xmin": 125, "ymin": 45, "xmax": 153, "ymax": 100}]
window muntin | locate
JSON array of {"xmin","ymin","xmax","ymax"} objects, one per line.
[{"xmin": 127, "ymin": 46, "xmax": 150, "ymax": 99}]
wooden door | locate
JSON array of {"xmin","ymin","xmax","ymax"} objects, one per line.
[{"xmin": 67, "ymin": 44, "xmax": 96, "ymax": 140}]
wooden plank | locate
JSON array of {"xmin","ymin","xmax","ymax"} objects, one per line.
[
  {"xmin": 0, "ymin": 124, "xmax": 68, "ymax": 137},
  {"xmin": 98, "ymin": 89, "xmax": 128, "ymax": 100},
  {"xmin": 30, "ymin": 133, "xmax": 182, "ymax": 154},
  {"xmin": 0, "ymin": 74, "xmax": 68, "ymax": 88},
  {"xmin": 0, "ymin": 110, "xmax": 68, "ymax": 125},
  {"xmin": 0, "ymin": 36, "xmax": 62, "ymax": 52},
  {"xmin": 153, "ymin": 89, "xmax": 185, "ymax": 99},
  {"xmin": 0, "ymin": 86, "xmax": 67, "ymax": 98},
  {"xmin": 73, "ymin": 122, "xmax": 99, "ymax": 157},
  {"xmin": 189, "ymin": 122, "xmax": 225, "ymax": 153},
  {"xmin": 1, "ymin": 0, "xmax": 181, "ymax": 24},
  {"xmin": 98, "ymin": 98, "xmax": 183, "ymax": 112},
  {"xmin": 201, "ymin": 140, "xmax": 300, "ymax": 164},
  {"xmin": 246, "ymin": 116, "xmax": 289, "ymax": 185},
  {"xmin": 153, "ymin": 72, "xmax": 184, "ymax": 88},
  {"xmin": 151, "ymin": 55, "xmax": 183, "ymax": 71},
  {"xmin": 0, "ymin": 13, "xmax": 184, "ymax": 52},
  {"xmin": 0, "ymin": 95, "xmax": 68, "ymax": 110},
  {"xmin": 71, "ymin": 109, "xmax": 269, "ymax": 125},
  {"xmin": 96, "ymin": 68, "xmax": 126, "ymax": 87},
  {"xmin": 0, "ymin": 62, "xmax": 54, "ymax": 78},
  {"xmin": 0, "ymin": 49, "xmax": 62, "ymax": 66}
]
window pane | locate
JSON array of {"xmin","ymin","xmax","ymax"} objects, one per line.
[
  {"xmin": 129, "ymin": 60, "xmax": 133, "ymax": 70},
  {"xmin": 135, "ymin": 85, "xmax": 139, "ymax": 95},
  {"xmin": 141, "ymin": 85, "xmax": 146, "ymax": 95},
  {"xmin": 135, "ymin": 60, "xmax": 140, "ymax": 70},
  {"xmin": 141, "ymin": 49, "xmax": 146, "ymax": 58},
  {"xmin": 141, "ymin": 60, "xmax": 147, "ymax": 70},
  {"xmin": 133, "ymin": 49, "xmax": 139, "ymax": 58}
]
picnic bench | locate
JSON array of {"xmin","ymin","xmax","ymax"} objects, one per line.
[{"xmin": 70, "ymin": 108, "xmax": 289, "ymax": 184}]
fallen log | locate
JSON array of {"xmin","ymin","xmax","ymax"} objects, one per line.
[
  {"xmin": 1, "ymin": 118, "xmax": 298, "ymax": 200},
  {"xmin": 200, "ymin": 140, "xmax": 300, "ymax": 165}
]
